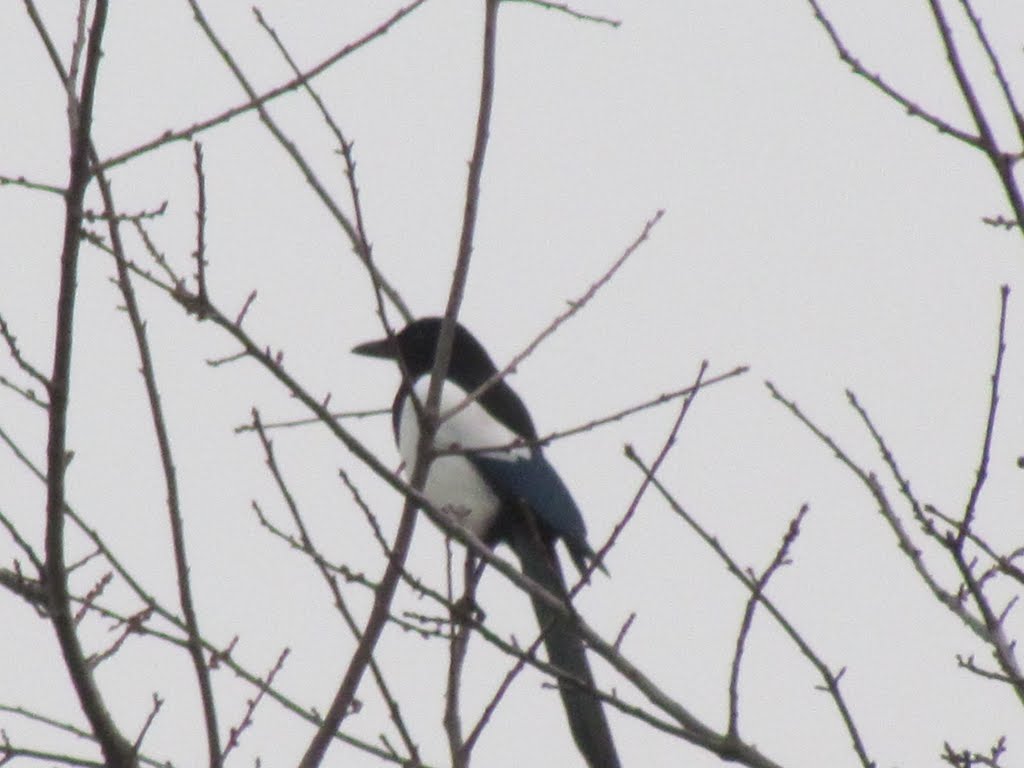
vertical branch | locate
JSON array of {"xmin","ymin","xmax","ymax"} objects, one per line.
[
  {"xmin": 445, "ymin": 0, "xmax": 500, "ymax": 334},
  {"xmin": 192, "ymin": 142, "xmax": 209, "ymax": 311},
  {"xmin": 444, "ymin": 555, "xmax": 481, "ymax": 768},
  {"xmin": 300, "ymin": 5, "xmax": 502, "ymax": 764},
  {"xmin": 957, "ymin": 284, "xmax": 1008, "ymax": 545},
  {"xmin": 427, "ymin": 0, "xmax": 502, "ymax": 418},
  {"xmin": 91, "ymin": 151, "xmax": 222, "ymax": 762},
  {"xmin": 42, "ymin": 2, "xmax": 137, "ymax": 766}
]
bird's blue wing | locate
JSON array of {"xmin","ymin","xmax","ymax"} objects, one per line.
[{"xmin": 470, "ymin": 451, "xmax": 597, "ymax": 572}]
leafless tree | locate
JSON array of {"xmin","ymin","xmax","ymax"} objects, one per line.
[{"xmin": 0, "ymin": 2, "xmax": 1020, "ymax": 767}]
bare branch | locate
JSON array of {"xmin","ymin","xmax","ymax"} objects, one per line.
[
  {"xmin": 95, "ymin": 137, "xmax": 221, "ymax": 766},
  {"xmin": 957, "ymin": 0, "xmax": 1024, "ymax": 144},
  {"xmin": 625, "ymin": 449, "xmax": 873, "ymax": 767},
  {"xmin": 250, "ymin": 6, "xmax": 390, "ymax": 317},
  {"xmin": 300, "ymin": 0, "xmax": 503, "ymax": 761},
  {"xmin": 249, "ymin": 412, "xmax": 421, "ymax": 763},
  {"xmin": 958, "ymin": 285, "xmax": 1008, "ymax": 546},
  {"xmin": 0, "ymin": 174, "xmax": 65, "ymax": 195},
  {"xmin": 192, "ymin": 142, "xmax": 209, "ymax": 312},
  {"xmin": 728, "ymin": 505, "xmax": 809, "ymax": 738},
  {"xmin": 584, "ymin": 359, "xmax": 707, "ymax": 583},
  {"xmin": 442, "ymin": 209, "xmax": 665, "ymax": 427},
  {"xmin": 183, "ymin": 0, "xmax": 412, "ymax": 323},
  {"xmin": 82, "ymin": 201, "xmax": 167, "ymax": 223},
  {"xmin": 130, "ymin": 694, "xmax": 163, "ymax": 759},
  {"xmin": 233, "ymin": 407, "xmax": 389, "ymax": 434},
  {"xmin": 221, "ymin": 649, "xmax": 289, "ymax": 762},
  {"xmin": 922, "ymin": 0, "xmax": 1024, "ymax": 226},
  {"xmin": 444, "ymin": 555, "xmax": 482, "ymax": 768},
  {"xmin": 97, "ymin": 0, "xmax": 429, "ymax": 173},
  {"xmin": 0, "ymin": 505, "xmax": 44, "ymax": 572},
  {"xmin": 805, "ymin": 0, "xmax": 982, "ymax": 148},
  {"xmin": 0, "ymin": 311, "xmax": 51, "ymax": 390},
  {"xmin": 34, "ymin": 2, "xmax": 138, "ymax": 763},
  {"xmin": 505, "ymin": 0, "xmax": 621, "ymax": 26},
  {"xmin": 768, "ymin": 381, "xmax": 988, "ymax": 639}
]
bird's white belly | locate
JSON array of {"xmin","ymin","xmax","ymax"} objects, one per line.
[
  {"xmin": 398, "ymin": 378, "xmax": 525, "ymax": 539},
  {"xmin": 414, "ymin": 454, "xmax": 500, "ymax": 538}
]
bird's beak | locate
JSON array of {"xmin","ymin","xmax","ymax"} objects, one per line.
[{"xmin": 352, "ymin": 336, "xmax": 397, "ymax": 359}]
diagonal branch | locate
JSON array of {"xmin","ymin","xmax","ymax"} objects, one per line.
[
  {"xmin": 184, "ymin": 0, "xmax": 412, "ymax": 322},
  {"xmin": 250, "ymin": 412, "xmax": 421, "ymax": 764},
  {"xmin": 923, "ymin": 0, "xmax": 1023, "ymax": 228},
  {"xmin": 442, "ymin": 209, "xmax": 664, "ymax": 427},
  {"xmin": 728, "ymin": 505, "xmax": 809, "ymax": 738},
  {"xmin": 805, "ymin": 0, "xmax": 981, "ymax": 148},
  {"xmin": 251, "ymin": 6, "xmax": 405, "ymax": 325},
  {"xmin": 957, "ymin": 0, "xmax": 1024, "ymax": 145},
  {"xmin": 625, "ymin": 450, "xmax": 871, "ymax": 768},
  {"xmin": 97, "ymin": 0, "xmax": 429, "ymax": 173},
  {"xmin": 583, "ymin": 359, "xmax": 708, "ymax": 584}
]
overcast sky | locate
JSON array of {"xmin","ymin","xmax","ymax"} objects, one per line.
[{"xmin": 2, "ymin": 2, "xmax": 1023, "ymax": 767}]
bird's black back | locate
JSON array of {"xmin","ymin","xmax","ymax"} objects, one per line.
[{"xmin": 389, "ymin": 318, "xmax": 538, "ymax": 443}]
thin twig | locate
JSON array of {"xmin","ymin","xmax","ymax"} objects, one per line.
[
  {"xmin": 0, "ymin": 174, "xmax": 65, "ymax": 195},
  {"xmin": 249, "ymin": 412, "xmax": 420, "ymax": 763},
  {"xmin": 769, "ymin": 381, "xmax": 988, "ymax": 639},
  {"xmin": 505, "ymin": 0, "xmax": 621, "ymax": 26},
  {"xmin": 0, "ymin": 311, "xmax": 51, "ymax": 389},
  {"xmin": 583, "ymin": 360, "xmax": 707, "ymax": 585},
  {"xmin": 130, "ymin": 694, "xmax": 163, "ymax": 758},
  {"xmin": 805, "ymin": 0, "xmax": 982, "ymax": 148},
  {"xmin": 184, "ymin": 0, "xmax": 412, "ymax": 322},
  {"xmin": 82, "ymin": 201, "xmax": 167, "ymax": 222},
  {"xmin": 436, "ymin": 367, "xmax": 748, "ymax": 459},
  {"xmin": 728, "ymin": 505, "xmax": 809, "ymax": 738},
  {"xmin": 97, "ymin": 0, "xmax": 429, "ymax": 173},
  {"xmin": 0, "ymin": 372, "xmax": 49, "ymax": 409},
  {"xmin": 221, "ymin": 649, "xmax": 289, "ymax": 762},
  {"xmin": 250, "ymin": 7, "xmax": 391, "ymax": 323},
  {"xmin": 192, "ymin": 143, "xmax": 209, "ymax": 312},
  {"xmin": 0, "ymin": 505, "xmax": 44, "ymax": 572},
  {"xmin": 957, "ymin": 0, "xmax": 1024, "ymax": 143},
  {"xmin": 233, "ymin": 407, "xmax": 388, "ymax": 434},
  {"xmin": 625, "ymin": 450, "xmax": 870, "ymax": 767},
  {"xmin": 95, "ymin": 137, "xmax": 221, "ymax": 767},
  {"xmin": 442, "ymin": 209, "xmax": 665, "ymax": 427},
  {"xmin": 444, "ymin": 556, "xmax": 481, "ymax": 768},
  {"xmin": 923, "ymin": 0, "xmax": 1024, "ymax": 227},
  {"xmin": 958, "ymin": 285, "xmax": 1008, "ymax": 546}
]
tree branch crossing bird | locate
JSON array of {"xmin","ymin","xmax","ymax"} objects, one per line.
[{"xmin": 354, "ymin": 317, "xmax": 620, "ymax": 768}]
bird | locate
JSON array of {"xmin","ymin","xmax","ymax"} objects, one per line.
[{"xmin": 353, "ymin": 317, "xmax": 620, "ymax": 768}]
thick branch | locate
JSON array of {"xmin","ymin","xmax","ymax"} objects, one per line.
[{"xmin": 40, "ymin": 2, "xmax": 137, "ymax": 765}]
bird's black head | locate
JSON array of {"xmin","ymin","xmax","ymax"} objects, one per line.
[{"xmin": 352, "ymin": 317, "xmax": 497, "ymax": 385}]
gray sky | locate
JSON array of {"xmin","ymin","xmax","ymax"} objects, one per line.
[{"xmin": 1, "ymin": 2, "xmax": 1022, "ymax": 766}]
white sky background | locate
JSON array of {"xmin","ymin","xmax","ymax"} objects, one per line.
[{"xmin": 1, "ymin": 1, "xmax": 1023, "ymax": 766}]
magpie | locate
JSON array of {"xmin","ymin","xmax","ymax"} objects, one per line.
[{"xmin": 353, "ymin": 317, "xmax": 620, "ymax": 768}]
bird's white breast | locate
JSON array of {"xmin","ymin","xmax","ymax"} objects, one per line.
[{"xmin": 398, "ymin": 378, "xmax": 528, "ymax": 539}]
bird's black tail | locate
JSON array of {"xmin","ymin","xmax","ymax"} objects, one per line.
[{"xmin": 509, "ymin": 519, "xmax": 621, "ymax": 768}]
